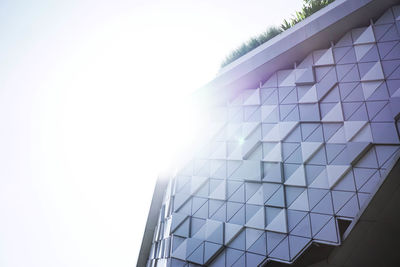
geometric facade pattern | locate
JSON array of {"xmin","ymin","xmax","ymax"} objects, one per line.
[{"xmin": 146, "ymin": 5, "xmax": 400, "ymax": 267}]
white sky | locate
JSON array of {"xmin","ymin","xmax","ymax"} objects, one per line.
[{"xmin": 0, "ymin": 0, "xmax": 303, "ymax": 266}]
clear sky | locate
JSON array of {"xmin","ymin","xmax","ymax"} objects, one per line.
[{"xmin": 0, "ymin": 0, "xmax": 303, "ymax": 266}]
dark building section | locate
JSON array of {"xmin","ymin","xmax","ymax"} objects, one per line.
[
  {"xmin": 261, "ymin": 155, "xmax": 400, "ymax": 267},
  {"xmin": 304, "ymin": 156, "xmax": 400, "ymax": 267},
  {"xmin": 262, "ymin": 154, "xmax": 400, "ymax": 267}
]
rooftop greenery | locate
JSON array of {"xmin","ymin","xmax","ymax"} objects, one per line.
[{"xmin": 220, "ymin": 0, "xmax": 335, "ymax": 68}]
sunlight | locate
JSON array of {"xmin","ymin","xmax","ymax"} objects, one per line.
[
  {"xmin": 54, "ymin": 13, "xmax": 212, "ymax": 174},
  {"xmin": 0, "ymin": 1, "xmax": 305, "ymax": 266}
]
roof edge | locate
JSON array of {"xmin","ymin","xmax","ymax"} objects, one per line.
[
  {"xmin": 137, "ymin": 176, "xmax": 170, "ymax": 267},
  {"xmin": 199, "ymin": 0, "xmax": 399, "ymax": 104}
]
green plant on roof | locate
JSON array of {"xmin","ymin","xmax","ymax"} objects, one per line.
[{"xmin": 220, "ymin": 0, "xmax": 335, "ymax": 68}]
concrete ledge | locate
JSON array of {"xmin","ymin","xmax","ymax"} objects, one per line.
[{"xmin": 199, "ymin": 0, "xmax": 400, "ymax": 103}]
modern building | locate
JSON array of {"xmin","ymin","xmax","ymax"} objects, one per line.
[{"xmin": 138, "ymin": 0, "xmax": 400, "ymax": 266}]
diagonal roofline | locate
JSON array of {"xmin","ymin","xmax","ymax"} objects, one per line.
[{"xmin": 197, "ymin": 0, "xmax": 400, "ymax": 104}]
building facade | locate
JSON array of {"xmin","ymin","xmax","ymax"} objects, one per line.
[{"xmin": 139, "ymin": 0, "xmax": 400, "ymax": 266}]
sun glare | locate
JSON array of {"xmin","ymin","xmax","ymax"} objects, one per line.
[{"xmin": 0, "ymin": 1, "xmax": 305, "ymax": 266}]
